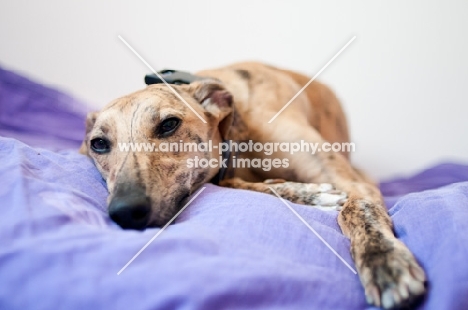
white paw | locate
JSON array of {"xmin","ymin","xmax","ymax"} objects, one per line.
[
  {"xmin": 318, "ymin": 183, "xmax": 334, "ymax": 192},
  {"xmin": 310, "ymin": 183, "xmax": 347, "ymax": 210},
  {"xmin": 312, "ymin": 192, "xmax": 347, "ymax": 206}
]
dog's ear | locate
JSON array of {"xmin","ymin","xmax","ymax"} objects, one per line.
[
  {"xmin": 79, "ymin": 111, "xmax": 99, "ymax": 155},
  {"xmin": 189, "ymin": 80, "xmax": 234, "ymax": 140}
]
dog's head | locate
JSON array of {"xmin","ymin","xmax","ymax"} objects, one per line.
[{"xmin": 80, "ymin": 80, "xmax": 233, "ymax": 229}]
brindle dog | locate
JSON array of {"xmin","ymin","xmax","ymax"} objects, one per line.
[{"xmin": 80, "ymin": 62, "xmax": 425, "ymax": 309}]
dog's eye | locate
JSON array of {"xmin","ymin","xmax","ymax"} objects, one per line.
[
  {"xmin": 90, "ymin": 138, "xmax": 111, "ymax": 154},
  {"xmin": 158, "ymin": 117, "xmax": 181, "ymax": 137}
]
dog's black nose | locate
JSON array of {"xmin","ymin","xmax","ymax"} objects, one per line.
[{"xmin": 109, "ymin": 185, "xmax": 151, "ymax": 230}]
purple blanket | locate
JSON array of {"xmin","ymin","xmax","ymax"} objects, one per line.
[{"xmin": 1, "ymin": 67, "xmax": 467, "ymax": 310}]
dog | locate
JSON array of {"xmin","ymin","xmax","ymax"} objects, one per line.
[{"xmin": 80, "ymin": 62, "xmax": 426, "ymax": 309}]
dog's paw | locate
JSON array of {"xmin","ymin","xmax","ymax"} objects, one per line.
[
  {"xmin": 304, "ymin": 183, "xmax": 347, "ymax": 210},
  {"xmin": 219, "ymin": 179, "xmax": 348, "ymax": 209},
  {"xmin": 266, "ymin": 182, "xmax": 347, "ymax": 209},
  {"xmin": 358, "ymin": 239, "xmax": 426, "ymax": 309}
]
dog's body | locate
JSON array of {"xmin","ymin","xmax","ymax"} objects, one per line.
[{"xmin": 81, "ymin": 62, "xmax": 425, "ymax": 309}]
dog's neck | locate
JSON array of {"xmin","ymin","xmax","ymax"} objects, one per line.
[{"xmin": 211, "ymin": 105, "xmax": 246, "ymax": 184}]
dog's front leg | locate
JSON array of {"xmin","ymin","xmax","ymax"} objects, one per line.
[
  {"xmin": 312, "ymin": 154, "xmax": 426, "ymax": 309},
  {"xmin": 220, "ymin": 177, "xmax": 347, "ymax": 209}
]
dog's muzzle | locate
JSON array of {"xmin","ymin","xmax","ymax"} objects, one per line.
[{"xmin": 108, "ymin": 183, "xmax": 151, "ymax": 230}]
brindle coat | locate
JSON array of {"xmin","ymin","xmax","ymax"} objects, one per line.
[{"xmin": 80, "ymin": 62, "xmax": 426, "ymax": 309}]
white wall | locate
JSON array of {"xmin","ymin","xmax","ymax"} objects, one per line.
[{"xmin": 1, "ymin": 0, "xmax": 467, "ymax": 180}]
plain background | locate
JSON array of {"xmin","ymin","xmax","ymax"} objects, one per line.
[{"xmin": 0, "ymin": 1, "xmax": 466, "ymax": 180}]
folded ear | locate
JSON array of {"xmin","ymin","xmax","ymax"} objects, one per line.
[
  {"xmin": 188, "ymin": 80, "xmax": 234, "ymax": 140},
  {"xmin": 79, "ymin": 111, "xmax": 99, "ymax": 155}
]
